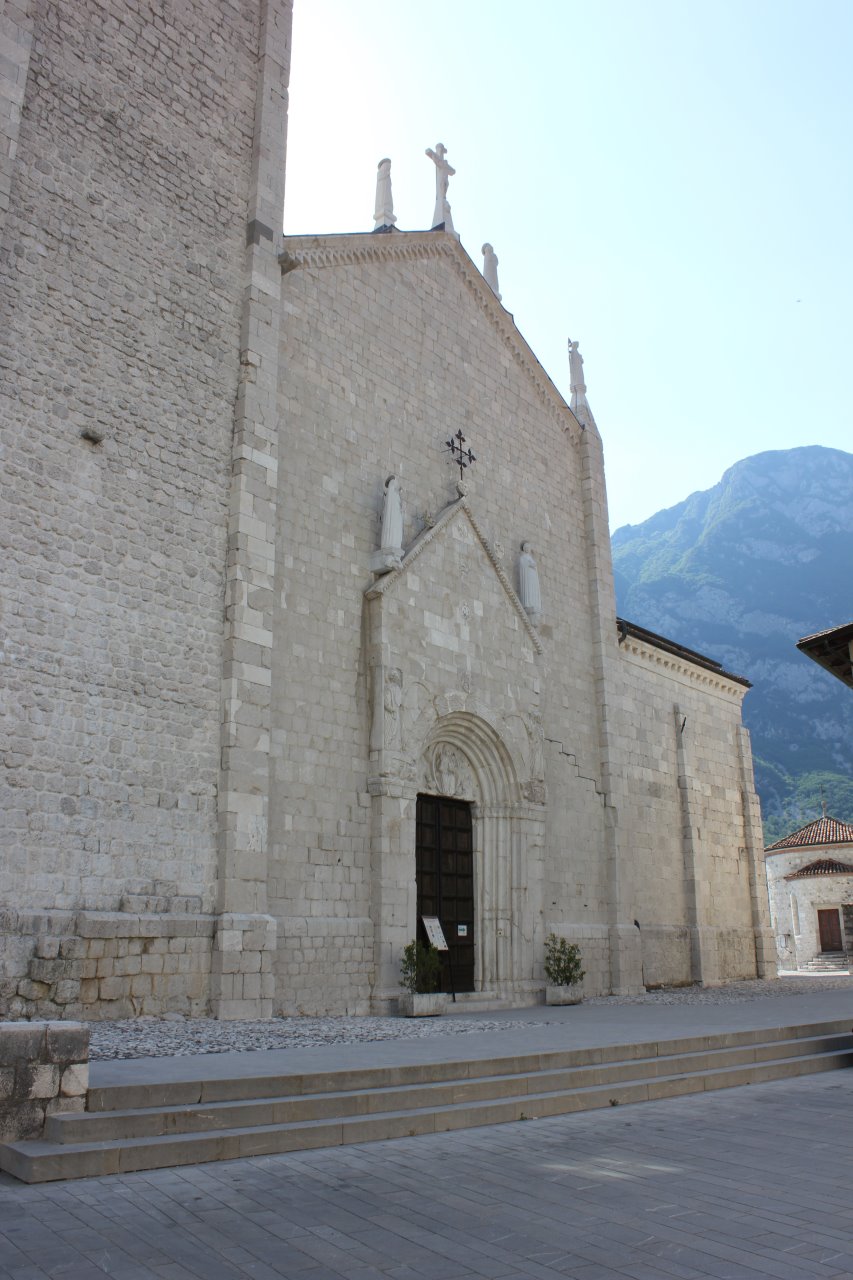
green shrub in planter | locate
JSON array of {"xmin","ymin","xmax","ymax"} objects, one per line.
[
  {"xmin": 400, "ymin": 940, "xmax": 442, "ymax": 994},
  {"xmin": 544, "ymin": 934, "xmax": 585, "ymax": 987}
]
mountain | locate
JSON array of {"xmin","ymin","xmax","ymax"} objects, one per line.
[{"xmin": 611, "ymin": 446, "xmax": 853, "ymax": 844}]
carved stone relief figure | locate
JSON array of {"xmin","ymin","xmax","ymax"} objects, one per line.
[
  {"xmin": 429, "ymin": 744, "xmax": 474, "ymax": 799},
  {"xmin": 518, "ymin": 542, "xmax": 542, "ymax": 625},
  {"xmin": 384, "ymin": 667, "xmax": 403, "ymax": 750},
  {"xmin": 523, "ymin": 711, "xmax": 546, "ymax": 803},
  {"xmin": 527, "ymin": 711, "xmax": 546, "ymax": 781}
]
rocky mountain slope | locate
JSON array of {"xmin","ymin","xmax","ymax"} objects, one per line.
[{"xmin": 611, "ymin": 446, "xmax": 853, "ymax": 844}]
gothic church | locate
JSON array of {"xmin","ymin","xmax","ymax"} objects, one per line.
[{"xmin": 0, "ymin": 0, "xmax": 775, "ymax": 1020}]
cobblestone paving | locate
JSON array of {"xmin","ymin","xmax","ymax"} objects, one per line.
[
  {"xmin": 88, "ymin": 977, "xmax": 852, "ymax": 1060},
  {"xmin": 3, "ymin": 1070, "xmax": 853, "ymax": 1278}
]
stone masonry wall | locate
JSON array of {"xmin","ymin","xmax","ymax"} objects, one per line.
[
  {"xmin": 0, "ymin": 3, "xmax": 263, "ymax": 986},
  {"xmin": 0, "ymin": 1021, "xmax": 88, "ymax": 1143},
  {"xmin": 0, "ymin": 905, "xmax": 213, "ymax": 1020},
  {"xmin": 616, "ymin": 636, "xmax": 764, "ymax": 986}
]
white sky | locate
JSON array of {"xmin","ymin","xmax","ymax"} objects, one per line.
[{"xmin": 283, "ymin": 0, "xmax": 852, "ymax": 531}]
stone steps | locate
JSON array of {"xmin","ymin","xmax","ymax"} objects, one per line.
[
  {"xmin": 2, "ymin": 1019, "xmax": 851, "ymax": 1183},
  {"xmin": 800, "ymin": 953, "xmax": 850, "ymax": 973}
]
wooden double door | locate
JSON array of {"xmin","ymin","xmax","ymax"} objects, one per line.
[{"xmin": 416, "ymin": 795, "xmax": 475, "ymax": 993}]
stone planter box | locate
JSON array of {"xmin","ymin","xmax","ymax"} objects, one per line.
[
  {"xmin": 545, "ymin": 985, "xmax": 582, "ymax": 1006},
  {"xmin": 398, "ymin": 992, "xmax": 448, "ymax": 1017}
]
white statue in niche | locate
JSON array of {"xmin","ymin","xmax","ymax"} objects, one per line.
[
  {"xmin": 372, "ymin": 475, "xmax": 404, "ymax": 574},
  {"xmin": 384, "ymin": 667, "xmax": 403, "ymax": 750},
  {"xmin": 482, "ymin": 243, "xmax": 501, "ymax": 300},
  {"xmin": 518, "ymin": 542, "xmax": 542, "ymax": 624},
  {"xmin": 373, "ymin": 158, "xmax": 396, "ymax": 230}
]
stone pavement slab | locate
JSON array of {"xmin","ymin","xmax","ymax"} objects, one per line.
[
  {"xmin": 89, "ymin": 987, "xmax": 853, "ymax": 1089},
  {"xmin": 3, "ymin": 1066, "xmax": 853, "ymax": 1278}
]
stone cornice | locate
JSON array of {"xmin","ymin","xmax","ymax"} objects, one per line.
[
  {"xmin": 280, "ymin": 230, "xmax": 581, "ymax": 442},
  {"xmin": 365, "ymin": 497, "xmax": 544, "ymax": 655},
  {"xmin": 619, "ymin": 632, "xmax": 747, "ymax": 699}
]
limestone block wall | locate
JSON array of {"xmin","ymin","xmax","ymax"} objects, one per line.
[
  {"xmin": 0, "ymin": 1021, "xmax": 88, "ymax": 1143},
  {"xmin": 0, "ymin": 2, "xmax": 262, "ymax": 927},
  {"xmin": 615, "ymin": 632, "xmax": 767, "ymax": 986},
  {"xmin": 0, "ymin": 905, "xmax": 214, "ymax": 1021},
  {"xmin": 765, "ymin": 850, "xmax": 853, "ymax": 969},
  {"xmin": 271, "ymin": 234, "xmax": 608, "ymax": 1012}
]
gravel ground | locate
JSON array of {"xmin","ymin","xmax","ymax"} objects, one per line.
[{"xmin": 87, "ymin": 974, "xmax": 853, "ymax": 1060}]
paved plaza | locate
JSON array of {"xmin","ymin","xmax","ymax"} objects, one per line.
[
  {"xmin": 3, "ymin": 986, "xmax": 853, "ymax": 1280},
  {"xmin": 2, "ymin": 1070, "xmax": 853, "ymax": 1280}
]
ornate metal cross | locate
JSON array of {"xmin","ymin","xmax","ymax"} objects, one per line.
[{"xmin": 445, "ymin": 429, "xmax": 476, "ymax": 481}]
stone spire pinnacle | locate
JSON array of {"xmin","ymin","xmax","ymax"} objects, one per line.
[
  {"xmin": 373, "ymin": 158, "xmax": 396, "ymax": 231},
  {"xmin": 426, "ymin": 142, "xmax": 456, "ymax": 235},
  {"xmin": 482, "ymin": 243, "xmax": 501, "ymax": 300}
]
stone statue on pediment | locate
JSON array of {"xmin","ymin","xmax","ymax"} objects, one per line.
[
  {"xmin": 482, "ymin": 243, "xmax": 501, "ymax": 300},
  {"xmin": 373, "ymin": 158, "xmax": 396, "ymax": 230},
  {"xmin": 518, "ymin": 542, "xmax": 542, "ymax": 625},
  {"xmin": 426, "ymin": 142, "xmax": 456, "ymax": 234},
  {"xmin": 372, "ymin": 474, "xmax": 404, "ymax": 574}
]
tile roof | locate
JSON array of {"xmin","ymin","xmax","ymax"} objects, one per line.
[
  {"xmin": 785, "ymin": 857, "xmax": 853, "ymax": 879},
  {"xmin": 766, "ymin": 815, "xmax": 853, "ymax": 851}
]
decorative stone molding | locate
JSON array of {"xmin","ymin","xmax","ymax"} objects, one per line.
[
  {"xmin": 280, "ymin": 231, "xmax": 581, "ymax": 440},
  {"xmin": 619, "ymin": 634, "xmax": 749, "ymax": 699}
]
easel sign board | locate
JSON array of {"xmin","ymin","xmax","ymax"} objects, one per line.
[{"xmin": 422, "ymin": 916, "xmax": 449, "ymax": 951}]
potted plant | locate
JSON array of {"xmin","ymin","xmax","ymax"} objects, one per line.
[
  {"xmin": 543, "ymin": 934, "xmax": 585, "ymax": 1005},
  {"xmin": 398, "ymin": 939, "xmax": 447, "ymax": 1017}
]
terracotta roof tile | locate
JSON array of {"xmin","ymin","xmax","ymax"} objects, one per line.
[
  {"xmin": 766, "ymin": 815, "xmax": 853, "ymax": 851},
  {"xmin": 785, "ymin": 857, "xmax": 853, "ymax": 879}
]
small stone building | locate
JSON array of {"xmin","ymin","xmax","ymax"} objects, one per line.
[
  {"xmin": 0, "ymin": 0, "xmax": 776, "ymax": 1020},
  {"xmin": 765, "ymin": 817, "xmax": 853, "ymax": 971}
]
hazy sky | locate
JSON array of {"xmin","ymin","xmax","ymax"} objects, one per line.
[{"xmin": 283, "ymin": 1, "xmax": 852, "ymax": 531}]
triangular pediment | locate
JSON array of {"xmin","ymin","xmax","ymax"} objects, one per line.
[
  {"xmin": 280, "ymin": 230, "xmax": 586, "ymax": 441},
  {"xmin": 365, "ymin": 497, "xmax": 543, "ymax": 655}
]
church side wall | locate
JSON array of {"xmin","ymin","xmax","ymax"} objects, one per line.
[
  {"xmin": 0, "ymin": 1, "xmax": 263, "ymax": 1018},
  {"xmin": 616, "ymin": 640, "xmax": 759, "ymax": 986},
  {"xmin": 271, "ymin": 242, "xmax": 610, "ymax": 1012}
]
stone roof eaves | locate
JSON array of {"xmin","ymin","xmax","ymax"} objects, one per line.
[{"xmin": 616, "ymin": 618, "xmax": 750, "ymax": 696}]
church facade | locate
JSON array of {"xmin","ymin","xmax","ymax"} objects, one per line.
[{"xmin": 0, "ymin": 0, "xmax": 775, "ymax": 1021}]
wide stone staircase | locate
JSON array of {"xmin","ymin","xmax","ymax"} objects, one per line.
[{"xmin": 2, "ymin": 1019, "xmax": 852, "ymax": 1183}]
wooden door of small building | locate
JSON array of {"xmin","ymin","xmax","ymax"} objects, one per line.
[
  {"xmin": 818, "ymin": 908, "xmax": 843, "ymax": 952},
  {"xmin": 416, "ymin": 795, "xmax": 475, "ymax": 992}
]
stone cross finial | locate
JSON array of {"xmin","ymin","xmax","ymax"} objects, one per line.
[
  {"xmin": 426, "ymin": 142, "xmax": 456, "ymax": 234},
  {"xmin": 482, "ymin": 243, "xmax": 501, "ymax": 300},
  {"xmin": 373, "ymin": 158, "xmax": 396, "ymax": 230},
  {"xmin": 568, "ymin": 338, "xmax": 589, "ymax": 412}
]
